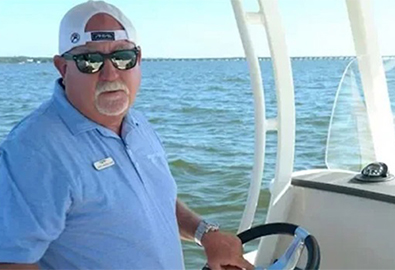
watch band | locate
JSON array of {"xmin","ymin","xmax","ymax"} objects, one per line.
[{"xmin": 194, "ymin": 219, "xmax": 220, "ymax": 246}]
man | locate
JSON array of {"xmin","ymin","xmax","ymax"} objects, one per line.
[{"xmin": 0, "ymin": 1, "xmax": 254, "ymax": 270}]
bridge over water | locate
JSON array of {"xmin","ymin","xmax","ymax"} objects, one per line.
[{"xmin": 142, "ymin": 56, "xmax": 360, "ymax": 62}]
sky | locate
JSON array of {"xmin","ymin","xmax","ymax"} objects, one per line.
[{"xmin": 1, "ymin": 0, "xmax": 395, "ymax": 58}]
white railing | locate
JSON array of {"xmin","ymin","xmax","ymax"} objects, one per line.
[
  {"xmin": 231, "ymin": 0, "xmax": 266, "ymax": 234},
  {"xmin": 345, "ymin": 0, "xmax": 395, "ymax": 170},
  {"xmin": 231, "ymin": 0, "xmax": 295, "ymax": 243},
  {"xmin": 231, "ymin": 0, "xmax": 295, "ymax": 265}
]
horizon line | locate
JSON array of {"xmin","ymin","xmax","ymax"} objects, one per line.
[{"xmin": 1, "ymin": 55, "xmax": 395, "ymax": 61}]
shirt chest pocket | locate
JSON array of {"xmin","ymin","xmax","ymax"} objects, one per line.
[
  {"xmin": 137, "ymin": 150, "xmax": 177, "ymax": 206},
  {"xmin": 129, "ymin": 127, "xmax": 173, "ymax": 183},
  {"xmin": 126, "ymin": 126, "xmax": 177, "ymax": 205},
  {"xmin": 138, "ymin": 150, "xmax": 174, "ymax": 185}
]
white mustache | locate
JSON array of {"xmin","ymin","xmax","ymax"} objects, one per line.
[{"xmin": 95, "ymin": 81, "xmax": 129, "ymax": 95}]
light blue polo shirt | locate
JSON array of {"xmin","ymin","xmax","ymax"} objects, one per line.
[{"xmin": 0, "ymin": 79, "xmax": 184, "ymax": 269}]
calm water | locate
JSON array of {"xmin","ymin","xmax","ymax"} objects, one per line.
[{"xmin": 0, "ymin": 59, "xmax": 349, "ymax": 269}]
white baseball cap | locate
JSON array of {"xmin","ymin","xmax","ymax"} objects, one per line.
[{"xmin": 59, "ymin": 0, "xmax": 138, "ymax": 55}]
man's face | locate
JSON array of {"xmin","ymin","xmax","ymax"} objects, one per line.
[{"xmin": 60, "ymin": 13, "xmax": 141, "ymax": 120}]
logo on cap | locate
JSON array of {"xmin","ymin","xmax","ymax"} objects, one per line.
[
  {"xmin": 91, "ymin": 32, "xmax": 115, "ymax": 41},
  {"xmin": 70, "ymin": 33, "xmax": 80, "ymax": 44}
]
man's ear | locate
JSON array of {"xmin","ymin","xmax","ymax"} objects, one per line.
[{"xmin": 53, "ymin": 55, "xmax": 67, "ymax": 78}]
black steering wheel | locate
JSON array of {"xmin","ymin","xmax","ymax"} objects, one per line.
[{"xmin": 203, "ymin": 222, "xmax": 320, "ymax": 270}]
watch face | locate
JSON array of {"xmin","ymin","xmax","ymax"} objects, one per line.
[
  {"xmin": 204, "ymin": 221, "xmax": 219, "ymax": 233},
  {"xmin": 195, "ymin": 220, "xmax": 220, "ymax": 246}
]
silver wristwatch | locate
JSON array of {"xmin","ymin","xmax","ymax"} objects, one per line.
[{"xmin": 194, "ymin": 219, "xmax": 220, "ymax": 246}]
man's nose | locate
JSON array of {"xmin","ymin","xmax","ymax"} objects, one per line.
[{"xmin": 99, "ymin": 59, "xmax": 120, "ymax": 81}]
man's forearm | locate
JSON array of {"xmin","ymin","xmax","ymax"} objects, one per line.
[{"xmin": 175, "ymin": 199, "xmax": 202, "ymax": 241}]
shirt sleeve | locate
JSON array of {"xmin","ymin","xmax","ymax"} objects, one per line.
[{"xmin": 0, "ymin": 142, "xmax": 73, "ymax": 263}]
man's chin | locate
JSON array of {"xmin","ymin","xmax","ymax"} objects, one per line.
[{"xmin": 95, "ymin": 102, "xmax": 130, "ymax": 117}]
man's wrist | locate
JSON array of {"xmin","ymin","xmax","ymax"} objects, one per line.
[{"xmin": 194, "ymin": 219, "xmax": 220, "ymax": 246}]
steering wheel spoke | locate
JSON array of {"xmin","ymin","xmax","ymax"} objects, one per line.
[{"xmin": 267, "ymin": 227, "xmax": 309, "ymax": 270}]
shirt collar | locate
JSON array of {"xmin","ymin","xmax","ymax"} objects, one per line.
[{"xmin": 52, "ymin": 79, "xmax": 139, "ymax": 136}]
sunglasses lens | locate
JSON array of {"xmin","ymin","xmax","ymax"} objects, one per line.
[
  {"xmin": 111, "ymin": 50, "xmax": 138, "ymax": 70},
  {"xmin": 70, "ymin": 49, "xmax": 138, "ymax": 74},
  {"xmin": 76, "ymin": 53, "xmax": 103, "ymax": 73}
]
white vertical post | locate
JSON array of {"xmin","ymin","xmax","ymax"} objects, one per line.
[
  {"xmin": 346, "ymin": 0, "xmax": 395, "ymax": 170},
  {"xmin": 231, "ymin": 0, "xmax": 266, "ymax": 233},
  {"xmin": 257, "ymin": 0, "xmax": 295, "ymax": 198},
  {"xmin": 254, "ymin": 0, "xmax": 295, "ymax": 266}
]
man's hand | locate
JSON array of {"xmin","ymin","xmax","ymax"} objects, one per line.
[
  {"xmin": 174, "ymin": 200, "xmax": 253, "ymax": 269},
  {"xmin": 201, "ymin": 230, "xmax": 254, "ymax": 270}
]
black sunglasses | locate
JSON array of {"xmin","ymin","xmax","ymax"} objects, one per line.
[{"xmin": 62, "ymin": 48, "xmax": 140, "ymax": 74}]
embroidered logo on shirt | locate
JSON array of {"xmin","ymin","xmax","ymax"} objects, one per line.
[
  {"xmin": 146, "ymin": 152, "xmax": 162, "ymax": 164},
  {"xmin": 93, "ymin": 157, "xmax": 115, "ymax": 171}
]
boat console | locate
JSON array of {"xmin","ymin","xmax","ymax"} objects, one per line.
[{"xmin": 277, "ymin": 166, "xmax": 395, "ymax": 268}]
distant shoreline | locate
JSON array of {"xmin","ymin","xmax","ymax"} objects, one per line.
[{"xmin": 1, "ymin": 55, "xmax": 395, "ymax": 64}]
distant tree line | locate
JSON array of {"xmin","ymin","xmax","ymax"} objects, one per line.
[{"xmin": 0, "ymin": 57, "xmax": 52, "ymax": 63}]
